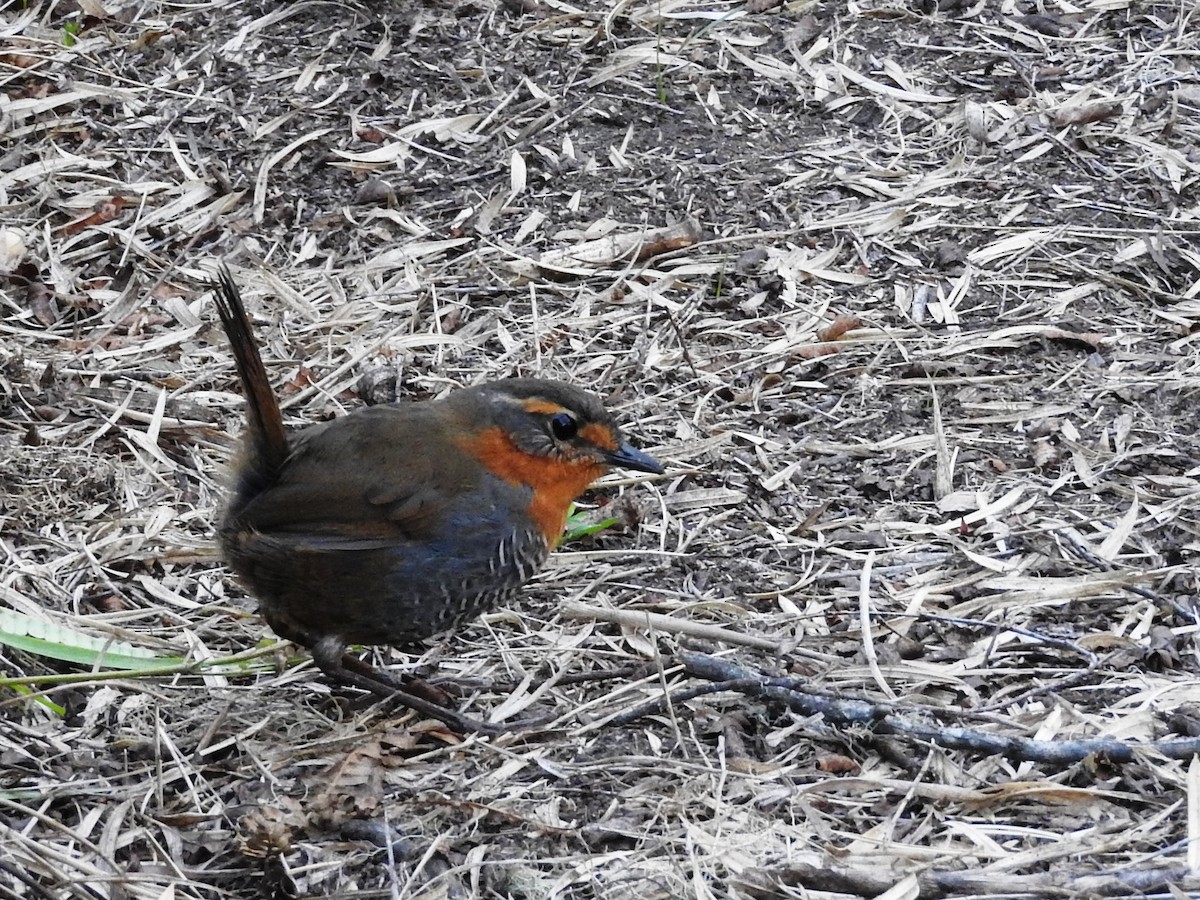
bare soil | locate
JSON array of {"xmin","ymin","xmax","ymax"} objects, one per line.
[{"xmin": 2, "ymin": 0, "xmax": 1199, "ymax": 897}]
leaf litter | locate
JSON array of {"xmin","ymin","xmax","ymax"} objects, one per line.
[{"xmin": 1, "ymin": 0, "xmax": 1199, "ymax": 897}]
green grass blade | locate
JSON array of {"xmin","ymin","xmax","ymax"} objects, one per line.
[{"xmin": 0, "ymin": 608, "xmax": 183, "ymax": 671}]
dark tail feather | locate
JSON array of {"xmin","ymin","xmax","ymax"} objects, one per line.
[{"xmin": 211, "ymin": 266, "xmax": 289, "ymax": 490}]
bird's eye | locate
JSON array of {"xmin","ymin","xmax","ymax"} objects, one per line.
[{"xmin": 550, "ymin": 412, "xmax": 578, "ymax": 441}]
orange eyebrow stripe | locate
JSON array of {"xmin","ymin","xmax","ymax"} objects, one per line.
[
  {"xmin": 522, "ymin": 400, "xmax": 569, "ymax": 416},
  {"xmin": 579, "ymin": 422, "xmax": 618, "ymax": 450}
]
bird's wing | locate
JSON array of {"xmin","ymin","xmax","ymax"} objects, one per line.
[{"xmin": 228, "ymin": 405, "xmax": 474, "ymax": 543}]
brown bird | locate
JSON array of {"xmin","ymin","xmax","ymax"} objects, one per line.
[{"xmin": 211, "ymin": 267, "xmax": 663, "ymax": 733}]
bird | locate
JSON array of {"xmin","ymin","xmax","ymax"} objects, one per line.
[{"xmin": 210, "ymin": 266, "xmax": 663, "ymax": 733}]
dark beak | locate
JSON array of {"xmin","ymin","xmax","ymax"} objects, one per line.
[{"xmin": 605, "ymin": 442, "xmax": 664, "ymax": 475}]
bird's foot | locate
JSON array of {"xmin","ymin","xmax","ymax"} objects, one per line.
[{"xmin": 313, "ymin": 643, "xmax": 550, "ymax": 736}]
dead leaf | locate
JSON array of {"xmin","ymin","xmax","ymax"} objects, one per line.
[
  {"xmin": 816, "ymin": 753, "xmax": 861, "ymax": 775},
  {"xmin": 57, "ymin": 197, "xmax": 129, "ymax": 237},
  {"xmin": 1042, "ymin": 326, "xmax": 1108, "ymax": 351},
  {"xmin": 816, "ymin": 314, "xmax": 865, "ymax": 342},
  {"xmin": 0, "ymin": 40, "xmax": 42, "ymax": 70},
  {"xmin": 1054, "ymin": 101, "xmax": 1122, "ymax": 128},
  {"xmin": 27, "ymin": 281, "xmax": 58, "ymax": 326},
  {"xmin": 309, "ymin": 740, "xmax": 387, "ymax": 827},
  {"xmin": 965, "ymin": 781, "xmax": 1103, "ymax": 810},
  {"xmin": 239, "ymin": 798, "xmax": 306, "ymax": 858},
  {"xmin": 536, "ymin": 218, "xmax": 703, "ymax": 276},
  {"xmin": 794, "ymin": 343, "xmax": 841, "ymax": 360}
]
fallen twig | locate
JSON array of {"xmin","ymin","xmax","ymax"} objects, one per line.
[
  {"xmin": 736, "ymin": 860, "xmax": 1196, "ymax": 899},
  {"xmin": 620, "ymin": 652, "xmax": 1200, "ymax": 765},
  {"xmin": 560, "ymin": 602, "xmax": 782, "ymax": 652}
]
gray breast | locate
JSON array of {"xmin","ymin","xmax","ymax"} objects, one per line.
[
  {"xmin": 437, "ymin": 525, "xmax": 550, "ymax": 627},
  {"xmin": 378, "ymin": 524, "xmax": 551, "ymax": 641}
]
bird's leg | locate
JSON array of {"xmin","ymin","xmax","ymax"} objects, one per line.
[
  {"xmin": 340, "ymin": 650, "xmax": 560, "ymax": 733},
  {"xmin": 310, "ymin": 636, "xmax": 506, "ymax": 736},
  {"xmin": 337, "ymin": 651, "xmax": 455, "ymax": 706}
]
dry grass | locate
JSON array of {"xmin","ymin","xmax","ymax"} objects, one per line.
[{"xmin": 2, "ymin": 0, "xmax": 1200, "ymax": 897}]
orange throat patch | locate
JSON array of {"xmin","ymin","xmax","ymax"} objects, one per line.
[{"xmin": 461, "ymin": 426, "xmax": 605, "ymax": 545}]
